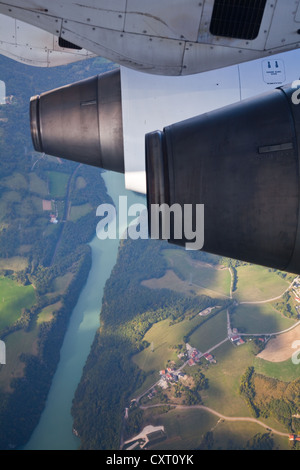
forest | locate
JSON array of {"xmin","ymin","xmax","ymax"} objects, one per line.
[
  {"xmin": 239, "ymin": 366, "xmax": 300, "ymax": 442},
  {"xmin": 0, "ymin": 54, "xmax": 114, "ymax": 449}
]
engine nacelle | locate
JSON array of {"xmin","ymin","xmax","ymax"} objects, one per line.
[
  {"xmin": 146, "ymin": 85, "xmax": 300, "ymax": 274},
  {"xmin": 30, "ymin": 69, "xmax": 124, "ymax": 173}
]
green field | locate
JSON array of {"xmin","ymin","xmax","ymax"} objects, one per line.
[
  {"xmin": 233, "ymin": 265, "xmax": 290, "ymax": 302},
  {"xmin": 189, "ymin": 309, "xmax": 228, "ymax": 352},
  {"xmin": 2, "ymin": 190, "xmax": 22, "ymax": 203},
  {"xmin": 199, "ymin": 339, "xmax": 299, "ymax": 419},
  {"xmin": 0, "ymin": 277, "xmax": 36, "ymax": 330},
  {"xmin": 193, "ymin": 341, "xmax": 253, "ymax": 417},
  {"xmin": 47, "ymin": 171, "xmax": 70, "ymax": 198},
  {"xmin": 231, "ymin": 303, "xmax": 295, "ymax": 335},
  {"xmin": 133, "ymin": 315, "xmax": 211, "ymax": 372},
  {"xmin": 29, "ymin": 173, "xmax": 48, "ymax": 197},
  {"xmin": 52, "ymin": 272, "xmax": 74, "ymax": 295},
  {"xmin": 37, "ymin": 301, "xmax": 62, "ymax": 324},
  {"xmin": 253, "ymin": 356, "xmax": 300, "ymax": 382},
  {"xmin": 0, "ymin": 328, "xmax": 39, "ymax": 392},
  {"xmin": 146, "ymin": 407, "xmax": 290, "ymax": 450},
  {"xmin": 147, "ymin": 407, "xmax": 218, "ymax": 450},
  {"xmin": 209, "ymin": 419, "xmax": 290, "ymax": 450},
  {"xmin": 69, "ymin": 203, "xmax": 92, "ymax": 221},
  {"xmin": 0, "ymin": 173, "xmax": 27, "ymax": 191},
  {"xmin": 163, "ymin": 249, "xmax": 231, "ymax": 298},
  {"xmin": 132, "ymin": 315, "xmax": 204, "ymax": 373},
  {"xmin": 0, "ymin": 302, "xmax": 60, "ymax": 392},
  {"xmin": 75, "ymin": 176, "xmax": 87, "ymax": 190}
]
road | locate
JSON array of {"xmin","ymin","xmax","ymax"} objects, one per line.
[
  {"xmin": 140, "ymin": 404, "xmax": 290, "ymax": 438},
  {"xmin": 50, "ymin": 163, "xmax": 81, "ymax": 266}
]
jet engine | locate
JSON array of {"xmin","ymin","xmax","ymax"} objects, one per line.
[
  {"xmin": 30, "ymin": 69, "xmax": 124, "ymax": 173},
  {"xmin": 30, "ymin": 74, "xmax": 300, "ymax": 274},
  {"xmin": 146, "ymin": 85, "xmax": 300, "ymax": 274}
]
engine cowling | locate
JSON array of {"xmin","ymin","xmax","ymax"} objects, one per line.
[
  {"xmin": 146, "ymin": 85, "xmax": 300, "ymax": 274},
  {"xmin": 30, "ymin": 69, "xmax": 124, "ymax": 173}
]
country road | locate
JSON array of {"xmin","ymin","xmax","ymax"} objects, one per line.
[{"xmin": 140, "ymin": 403, "xmax": 290, "ymax": 438}]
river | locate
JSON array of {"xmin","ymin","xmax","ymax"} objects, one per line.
[{"xmin": 23, "ymin": 171, "xmax": 146, "ymax": 450}]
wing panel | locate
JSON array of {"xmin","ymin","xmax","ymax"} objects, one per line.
[
  {"xmin": 61, "ymin": 21, "xmax": 185, "ymax": 74},
  {"xmin": 0, "ymin": 13, "xmax": 95, "ymax": 67},
  {"xmin": 124, "ymin": 0, "xmax": 203, "ymax": 42}
]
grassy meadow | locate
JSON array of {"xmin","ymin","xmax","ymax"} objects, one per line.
[
  {"xmin": 231, "ymin": 303, "xmax": 295, "ymax": 334},
  {"xmin": 162, "ymin": 249, "xmax": 231, "ymax": 298},
  {"xmin": 233, "ymin": 265, "xmax": 290, "ymax": 302},
  {"xmin": 47, "ymin": 171, "xmax": 70, "ymax": 198},
  {"xmin": 0, "ymin": 277, "xmax": 36, "ymax": 330}
]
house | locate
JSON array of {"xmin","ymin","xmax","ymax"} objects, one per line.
[
  {"xmin": 204, "ymin": 353, "xmax": 216, "ymax": 363},
  {"xmin": 230, "ymin": 335, "xmax": 245, "ymax": 346},
  {"xmin": 236, "ymin": 338, "xmax": 245, "ymax": 346},
  {"xmin": 230, "ymin": 335, "xmax": 240, "ymax": 342}
]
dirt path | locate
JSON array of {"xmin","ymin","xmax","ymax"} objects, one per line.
[{"xmin": 141, "ymin": 404, "xmax": 290, "ymax": 438}]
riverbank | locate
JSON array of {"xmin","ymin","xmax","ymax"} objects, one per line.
[{"xmin": 23, "ymin": 171, "xmax": 146, "ymax": 449}]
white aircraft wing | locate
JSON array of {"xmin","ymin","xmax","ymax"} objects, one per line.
[
  {"xmin": 0, "ymin": 0, "xmax": 300, "ymax": 75},
  {"xmin": 0, "ymin": 13, "xmax": 95, "ymax": 67}
]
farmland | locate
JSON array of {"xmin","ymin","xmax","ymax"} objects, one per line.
[
  {"xmin": 124, "ymin": 247, "xmax": 300, "ymax": 450},
  {"xmin": 0, "ymin": 277, "xmax": 35, "ymax": 330},
  {"xmin": 162, "ymin": 249, "xmax": 231, "ymax": 298},
  {"xmin": 233, "ymin": 265, "xmax": 290, "ymax": 303}
]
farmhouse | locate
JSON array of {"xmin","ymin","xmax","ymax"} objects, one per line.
[
  {"xmin": 188, "ymin": 358, "xmax": 196, "ymax": 366},
  {"xmin": 203, "ymin": 353, "xmax": 216, "ymax": 363},
  {"xmin": 230, "ymin": 335, "xmax": 245, "ymax": 346}
]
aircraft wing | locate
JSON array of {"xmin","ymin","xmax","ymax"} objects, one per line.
[
  {"xmin": 0, "ymin": 13, "xmax": 96, "ymax": 67},
  {"xmin": 0, "ymin": 1, "xmax": 300, "ymax": 74}
]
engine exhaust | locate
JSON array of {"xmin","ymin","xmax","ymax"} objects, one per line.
[{"xmin": 30, "ymin": 69, "xmax": 124, "ymax": 173}]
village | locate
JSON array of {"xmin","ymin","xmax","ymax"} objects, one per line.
[
  {"xmin": 125, "ymin": 275, "xmax": 300, "ymax": 448},
  {"xmin": 145, "ymin": 304, "xmax": 255, "ymax": 399}
]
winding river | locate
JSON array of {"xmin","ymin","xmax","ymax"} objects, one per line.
[{"xmin": 23, "ymin": 171, "xmax": 146, "ymax": 450}]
